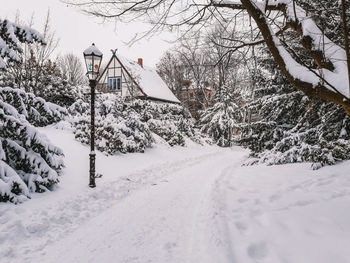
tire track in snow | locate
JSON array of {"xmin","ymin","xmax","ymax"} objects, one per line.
[
  {"xmin": 206, "ymin": 164, "xmax": 276, "ymax": 263},
  {"xmin": 186, "ymin": 154, "xmax": 247, "ymax": 263}
]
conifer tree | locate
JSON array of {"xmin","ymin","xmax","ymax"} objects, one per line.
[
  {"xmin": 0, "ymin": 18, "xmax": 65, "ymax": 203},
  {"xmin": 0, "ymin": 88, "xmax": 65, "ymax": 203},
  {"xmin": 200, "ymin": 85, "xmax": 241, "ymax": 147}
]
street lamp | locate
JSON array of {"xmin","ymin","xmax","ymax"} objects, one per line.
[{"xmin": 83, "ymin": 43, "xmax": 103, "ymax": 188}]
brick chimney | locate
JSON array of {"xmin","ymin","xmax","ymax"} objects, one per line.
[{"xmin": 138, "ymin": 58, "xmax": 143, "ymax": 67}]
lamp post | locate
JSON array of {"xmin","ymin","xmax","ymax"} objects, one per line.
[{"xmin": 83, "ymin": 43, "xmax": 103, "ymax": 188}]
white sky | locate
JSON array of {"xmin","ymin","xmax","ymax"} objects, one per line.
[{"xmin": 0, "ymin": 0, "xmax": 176, "ymax": 68}]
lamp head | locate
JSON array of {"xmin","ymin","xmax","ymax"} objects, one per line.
[{"xmin": 83, "ymin": 43, "xmax": 103, "ymax": 80}]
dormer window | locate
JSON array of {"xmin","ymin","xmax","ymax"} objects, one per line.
[{"xmin": 109, "ymin": 77, "xmax": 121, "ymax": 90}]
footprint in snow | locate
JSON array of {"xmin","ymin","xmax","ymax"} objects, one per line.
[
  {"xmin": 164, "ymin": 242, "xmax": 177, "ymax": 250},
  {"xmin": 237, "ymin": 198, "xmax": 247, "ymax": 203},
  {"xmin": 234, "ymin": 221, "xmax": 249, "ymax": 234},
  {"xmin": 164, "ymin": 242, "xmax": 177, "ymax": 255},
  {"xmin": 269, "ymin": 194, "xmax": 281, "ymax": 202},
  {"xmin": 247, "ymin": 242, "xmax": 268, "ymax": 260}
]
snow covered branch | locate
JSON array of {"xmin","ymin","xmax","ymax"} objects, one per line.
[
  {"xmin": 0, "ymin": 88, "xmax": 65, "ymax": 203},
  {"xmin": 212, "ymin": 0, "xmax": 350, "ymax": 114},
  {"xmin": 0, "ymin": 19, "xmax": 45, "ymax": 69}
]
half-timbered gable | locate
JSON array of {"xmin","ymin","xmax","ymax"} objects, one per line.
[{"xmin": 97, "ymin": 50, "xmax": 180, "ymax": 104}]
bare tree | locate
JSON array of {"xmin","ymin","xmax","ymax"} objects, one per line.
[
  {"xmin": 65, "ymin": 0, "xmax": 350, "ymax": 114},
  {"xmin": 31, "ymin": 9, "xmax": 60, "ymax": 66},
  {"xmin": 157, "ymin": 22, "xmax": 248, "ymax": 121},
  {"xmin": 57, "ymin": 53, "xmax": 86, "ymax": 86},
  {"xmin": 205, "ymin": 22, "xmax": 248, "ymax": 89},
  {"xmin": 178, "ymin": 34, "xmax": 213, "ymax": 108},
  {"xmin": 156, "ymin": 51, "xmax": 185, "ymax": 98}
]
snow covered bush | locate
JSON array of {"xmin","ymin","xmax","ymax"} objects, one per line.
[
  {"xmin": 0, "ymin": 89, "xmax": 64, "ymax": 203},
  {"xmin": 74, "ymin": 110, "xmax": 153, "ymax": 154},
  {"xmin": 147, "ymin": 119, "xmax": 185, "ymax": 146},
  {"xmin": 70, "ymin": 94, "xmax": 202, "ymax": 154},
  {"xmin": 68, "ymin": 98, "xmax": 90, "ymax": 116},
  {"xmin": 253, "ymin": 102, "xmax": 350, "ymax": 169},
  {"xmin": 200, "ymin": 86, "xmax": 242, "ymax": 147},
  {"xmin": 129, "ymin": 99, "xmax": 201, "ymax": 146},
  {"xmin": 71, "ymin": 95, "xmax": 153, "ymax": 154}
]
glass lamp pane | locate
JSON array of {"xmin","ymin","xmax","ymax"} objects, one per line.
[
  {"xmin": 93, "ymin": 56, "xmax": 102, "ymax": 75},
  {"xmin": 84, "ymin": 55, "xmax": 93, "ymax": 73}
]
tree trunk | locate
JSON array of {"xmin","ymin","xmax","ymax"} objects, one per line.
[{"xmin": 341, "ymin": 0, "xmax": 350, "ymax": 96}]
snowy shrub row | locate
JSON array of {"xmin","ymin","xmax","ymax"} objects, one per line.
[
  {"xmin": 74, "ymin": 111, "xmax": 153, "ymax": 154},
  {"xmin": 69, "ymin": 94, "xmax": 203, "ymax": 154},
  {"xmin": 0, "ymin": 88, "xmax": 65, "ymax": 203},
  {"xmin": 243, "ymin": 123, "xmax": 350, "ymax": 169},
  {"xmin": 129, "ymin": 99, "xmax": 201, "ymax": 146}
]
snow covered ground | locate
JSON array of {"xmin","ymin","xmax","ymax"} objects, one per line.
[{"xmin": 1, "ymin": 127, "xmax": 350, "ymax": 263}]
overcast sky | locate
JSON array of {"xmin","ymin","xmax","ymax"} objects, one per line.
[{"xmin": 0, "ymin": 0, "xmax": 175, "ymax": 68}]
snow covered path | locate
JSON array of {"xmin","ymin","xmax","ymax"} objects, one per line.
[
  {"xmin": 1, "ymin": 127, "xmax": 350, "ymax": 263},
  {"xmin": 0, "ymin": 127, "xmax": 247, "ymax": 263},
  {"xmin": 32, "ymin": 144, "xmax": 246, "ymax": 263}
]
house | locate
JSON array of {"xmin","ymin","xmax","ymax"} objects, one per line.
[
  {"xmin": 178, "ymin": 80, "xmax": 216, "ymax": 119},
  {"xmin": 97, "ymin": 50, "xmax": 180, "ymax": 104}
]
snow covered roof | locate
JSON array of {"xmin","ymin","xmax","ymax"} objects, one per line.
[{"xmin": 116, "ymin": 55, "xmax": 180, "ymax": 104}]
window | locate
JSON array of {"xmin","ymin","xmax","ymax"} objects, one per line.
[{"xmin": 108, "ymin": 77, "xmax": 121, "ymax": 90}]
